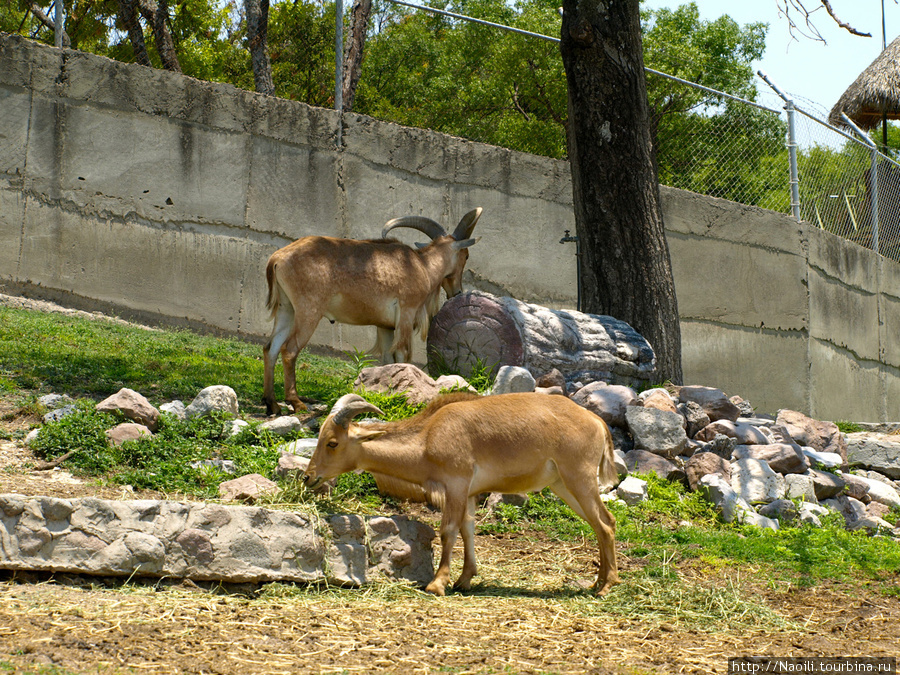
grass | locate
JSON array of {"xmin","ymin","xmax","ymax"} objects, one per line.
[{"xmin": 2, "ymin": 303, "xmax": 900, "ymax": 605}]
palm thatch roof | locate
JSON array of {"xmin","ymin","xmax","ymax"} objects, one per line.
[{"xmin": 829, "ymin": 34, "xmax": 900, "ymax": 130}]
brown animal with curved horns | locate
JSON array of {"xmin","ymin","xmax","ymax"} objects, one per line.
[
  {"xmin": 304, "ymin": 392, "xmax": 620, "ymax": 596},
  {"xmin": 262, "ymin": 209, "xmax": 481, "ymax": 415}
]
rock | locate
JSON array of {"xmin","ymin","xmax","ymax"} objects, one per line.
[
  {"xmin": 802, "ymin": 447, "xmax": 843, "ymax": 469},
  {"xmin": 39, "ymin": 394, "xmax": 75, "ymax": 410},
  {"xmin": 483, "ymin": 493, "xmax": 529, "ymax": 514},
  {"xmin": 758, "ymin": 499, "xmax": 798, "ymax": 523},
  {"xmin": 701, "ymin": 434, "xmax": 737, "ymax": 460},
  {"xmin": 823, "ymin": 495, "xmax": 867, "ymax": 526},
  {"xmin": 535, "ymin": 386, "xmax": 566, "ymax": 396},
  {"xmin": 610, "ymin": 426, "xmax": 634, "ymax": 454},
  {"xmin": 677, "ymin": 386, "xmax": 740, "ymax": 423},
  {"xmin": 218, "ymin": 474, "xmax": 280, "ymax": 503},
  {"xmin": 808, "ymin": 469, "xmax": 845, "ymax": 500},
  {"xmin": 845, "ymin": 433, "xmax": 900, "ymax": 479},
  {"xmin": 96, "ymin": 388, "xmax": 160, "ymax": 432},
  {"xmin": 798, "ymin": 502, "xmax": 829, "ymax": 528},
  {"xmin": 613, "ymin": 449, "xmax": 628, "ymax": 479},
  {"xmin": 856, "ymin": 475, "xmax": 900, "ymax": 509},
  {"xmin": 685, "ymin": 452, "xmax": 731, "ymax": 492},
  {"xmin": 847, "ymin": 516, "xmax": 896, "ymax": 535},
  {"xmin": 24, "ymin": 429, "xmax": 40, "ymax": 447},
  {"xmin": 625, "ymin": 407, "xmax": 688, "ymax": 458},
  {"xmin": 434, "ymin": 374, "xmax": 476, "ymax": 393},
  {"xmin": 0, "ymin": 495, "xmax": 435, "ymax": 587},
  {"xmin": 697, "ymin": 474, "xmax": 760, "ymax": 525},
  {"xmin": 571, "ymin": 383, "xmax": 638, "ymax": 428},
  {"xmin": 355, "ymin": 363, "xmax": 442, "ymax": 405},
  {"xmin": 623, "ymin": 449, "xmax": 683, "ymax": 482},
  {"xmin": 228, "ymin": 419, "xmax": 250, "ymax": 436},
  {"xmin": 259, "ymin": 416, "xmax": 304, "ymax": 436},
  {"xmin": 731, "ymin": 458, "xmax": 784, "ymax": 504},
  {"xmin": 185, "ymin": 386, "xmax": 239, "ymax": 418},
  {"xmin": 615, "ymin": 476, "xmax": 648, "ymax": 506},
  {"xmin": 866, "ymin": 501, "xmax": 891, "ymax": 520},
  {"xmin": 492, "ymin": 366, "xmax": 536, "ymax": 395},
  {"xmin": 280, "ymin": 438, "xmax": 319, "ymax": 458},
  {"xmin": 678, "ymin": 400, "xmax": 710, "ymax": 439},
  {"xmin": 840, "ymin": 473, "xmax": 871, "ymax": 503},
  {"xmin": 106, "ymin": 423, "xmax": 152, "ymax": 446},
  {"xmin": 775, "ymin": 409, "xmax": 847, "ymax": 466},
  {"xmin": 783, "ymin": 473, "xmax": 817, "ymax": 502},
  {"xmin": 190, "ymin": 459, "xmax": 237, "ymax": 475},
  {"xmin": 535, "ymin": 369, "xmax": 567, "ymax": 392},
  {"xmin": 695, "ymin": 420, "xmax": 769, "ymax": 446},
  {"xmin": 160, "ymin": 400, "xmax": 186, "ymax": 419},
  {"xmin": 276, "ymin": 453, "xmax": 309, "ymax": 479},
  {"xmin": 729, "ymin": 395, "xmax": 755, "ymax": 417},
  {"xmin": 731, "ymin": 444, "xmax": 809, "ymax": 475},
  {"xmin": 43, "ymin": 404, "xmax": 77, "ymax": 424},
  {"xmin": 640, "ymin": 389, "xmax": 678, "ymax": 415}
]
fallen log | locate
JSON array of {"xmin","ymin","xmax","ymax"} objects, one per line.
[{"xmin": 426, "ymin": 291, "xmax": 656, "ymax": 387}]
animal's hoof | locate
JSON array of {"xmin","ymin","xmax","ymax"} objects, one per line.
[
  {"xmin": 424, "ymin": 581, "xmax": 447, "ymax": 596},
  {"xmin": 593, "ymin": 575, "xmax": 621, "ymax": 596}
]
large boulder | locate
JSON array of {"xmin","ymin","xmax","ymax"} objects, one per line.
[
  {"xmin": 731, "ymin": 443, "xmax": 809, "ymax": 475},
  {"xmin": 96, "ymin": 388, "xmax": 160, "ymax": 432},
  {"xmin": 685, "ymin": 451, "xmax": 731, "ymax": 492},
  {"xmin": 731, "ymin": 458, "xmax": 784, "ymax": 504},
  {"xmin": 185, "ymin": 386, "xmax": 239, "ymax": 418},
  {"xmin": 625, "ymin": 407, "xmax": 688, "ymax": 458},
  {"xmin": 775, "ymin": 409, "xmax": 847, "ymax": 465},
  {"xmin": 355, "ymin": 364, "xmax": 442, "ymax": 406},
  {"xmin": 677, "ymin": 386, "xmax": 740, "ymax": 423},
  {"xmin": 845, "ymin": 433, "xmax": 900, "ymax": 479},
  {"xmin": 572, "ymin": 383, "xmax": 638, "ymax": 428},
  {"xmin": 623, "ymin": 449, "xmax": 683, "ymax": 482}
]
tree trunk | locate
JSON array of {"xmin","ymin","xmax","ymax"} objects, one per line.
[
  {"xmin": 118, "ymin": 0, "xmax": 151, "ymax": 66},
  {"xmin": 151, "ymin": 0, "xmax": 181, "ymax": 72},
  {"xmin": 559, "ymin": 0, "xmax": 683, "ymax": 384},
  {"xmin": 245, "ymin": 0, "xmax": 275, "ymax": 96},
  {"xmin": 341, "ymin": 0, "xmax": 372, "ymax": 111}
]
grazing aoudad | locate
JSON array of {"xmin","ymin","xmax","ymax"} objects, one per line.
[
  {"xmin": 262, "ymin": 209, "xmax": 482, "ymax": 415},
  {"xmin": 304, "ymin": 391, "xmax": 620, "ymax": 596}
]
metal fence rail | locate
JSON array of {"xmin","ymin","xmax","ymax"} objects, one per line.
[{"xmin": 7, "ymin": 0, "xmax": 900, "ymax": 262}]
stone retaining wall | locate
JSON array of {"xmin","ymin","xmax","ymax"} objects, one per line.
[{"xmin": 0, "ymin": 494, "xmax": 435, "ymax": 586}]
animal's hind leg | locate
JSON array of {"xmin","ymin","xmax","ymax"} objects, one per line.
[
  {"xmin": 426, "ymin": 490, "xmax": 467, "ymax": 596},
  {"xmin": 550, "ymin": 473, "xmax": 619, "ymax": 596},
  {"xmin": 453, "ymin": 496, "xmax": 478, "ymax": 591},
  {"xmin": 280, "ymin": 309, "xmax": 319, "ymax": 414},
  {"xmin": 263, "ymin": 299, "xmax": 295, "ymax": 416}
]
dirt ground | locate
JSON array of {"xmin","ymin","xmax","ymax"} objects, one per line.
[{"xmin": 1, "ymin": 386, "xmax": 899, "ymax": 673}]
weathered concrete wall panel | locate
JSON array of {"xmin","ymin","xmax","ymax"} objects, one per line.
[
  {"xmin": 680, "ymin": 320, "xmax": 809, "ymax": 414},
  {"xmin": 3, "ymin": 33, "xmax": 900, "ymax": 421}
]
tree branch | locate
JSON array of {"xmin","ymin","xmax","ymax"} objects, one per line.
[{"xmin": 28, "ymin": 2, "xmax": 71, "ymax": 47}]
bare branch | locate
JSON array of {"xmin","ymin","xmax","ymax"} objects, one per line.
[
  {"xmin": 775, "ymin": 0, "xmax": 871, "ymax": 44},
  {"xmin": 28, "ymin": 2, "xmax": 71, "ymax": 47}
]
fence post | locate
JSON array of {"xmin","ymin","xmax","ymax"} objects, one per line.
[
  {"xmin": 335, "ymin": 0, "xmax": 344, "ymax": 145},
  {"xmin": 758, "ymin": 71, "xmax": 801, "ymax": 222},
  {"xmin": 54, "ymin": 0, "xmax": 64, "ymax": 48},
  {"xmin": 841, "ymin": 113, "xmax": 880, "ymax": 256}
]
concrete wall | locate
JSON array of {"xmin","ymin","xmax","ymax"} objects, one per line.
[{"xmin": 2, "ymin": 34, "xmax": 898, "ymax": 422}]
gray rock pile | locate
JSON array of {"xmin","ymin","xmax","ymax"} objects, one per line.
[{"xmin": 356, "ymin": 363, "xmax": 900, "ymax": 538}]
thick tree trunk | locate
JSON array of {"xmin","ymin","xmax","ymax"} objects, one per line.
[
  {"xmin": 341, "ymin": 0, "xmax": 372, "ymax": 112},
  {"xmin": 559, "ymin": 0, "xmax": 683, "ymax": 384},
  {"xmin": 245, "ymin": 0, "xmax": 275, "ymax": 96},
  {"xmin": 118, "ymin": 0, "xmax": 151, "ymax": 66}
]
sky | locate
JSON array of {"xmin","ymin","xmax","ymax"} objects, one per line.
[{"xmin": 641, "ymin": 0, "xmax": 898, "ymax": 122}]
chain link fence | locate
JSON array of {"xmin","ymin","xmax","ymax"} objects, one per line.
[{"xmin": 5, "ymin": 0, "xmax": 900, "ymax": 262}]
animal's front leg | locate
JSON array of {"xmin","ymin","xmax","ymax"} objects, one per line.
[{"xmin": 453, "ymin": 496, "xmax": 478, "ymax": 591}]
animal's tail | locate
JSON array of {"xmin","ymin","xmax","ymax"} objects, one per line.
[
  {"xmin": 265, "ymin": 259, "xmax": 280, "ymax": 319},
  {"xmin": 596, "ymin": 421, "xmax": 619, "ymax": 490}
]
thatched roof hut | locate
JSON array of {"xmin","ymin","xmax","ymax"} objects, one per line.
[{"xmin": 829, "ymin": 34, "xmax": 900, "ymax": 130}]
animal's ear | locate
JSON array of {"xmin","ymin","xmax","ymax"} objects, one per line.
[
  {"xmin": 452, "ymin": 237, "xmax": 480, "ymax": 250},
  {"xmin": 350, "ymin": 427, "xmax": 388, "ymax": 443}
]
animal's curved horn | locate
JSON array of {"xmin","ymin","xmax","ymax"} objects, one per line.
[
  {"xmin": 381, "ymin": 216, "xmax": 447, "ymax": 241},
  {"xmin": 451, "ymin": 207, "xmax": 483, "ymax": 241},
  {"xmin": 330, "ymin": 394, "xmax": 385, "ymax": 428}
]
